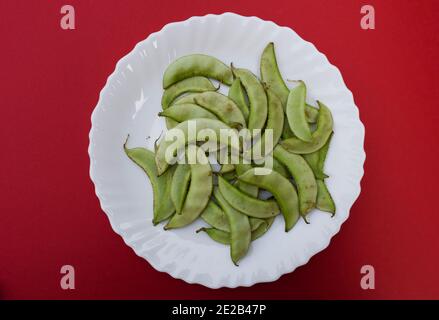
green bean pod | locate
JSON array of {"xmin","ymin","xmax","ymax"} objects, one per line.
[
  {"xmin": 172, "ymin": 92, "xmax": 201, "ymax": 105},
  {"xmin": 213, "ymin": 188, "xmax": 251, "ymax": 266},
  {"xmin": 218, "ymin": 176, "xmax": 279, "ymax": 218},
  {"xmin": 244, "ymin": 90, "xmax": 284, "ymax": 160},
  {"xmin": 164, "ymin": 148, "xmax": 212, "ymax": 229},
  {"xmin": 235, "ymin": 163, "xmax": 258, "ymax": 198},
  {"xmin": 123, "ymin": 142, "xmax": 175, "ymax": 224},
  {"xmin": 303, "ymin": 151, "xmax": 328, "ymax": 180},
  {"xmin": 170, "ymin": 164, "xmax": 191, "ymax": 214},
  {"xmin": 232, "ymin": 68, "xmax": 268, "ymax": 132},
  {"xmin": 280, "ymin": 101, "xmax": 333, "ymax": 154},
  {"xmin": 316, "ymin": 180, "xmax": 336, "ymax": 215},
  {"xmin": 200, "ymin": 200, "xmax": 230, "ymax": 232},
  {"xmin": 155, "ymin": 119, "xmax": 239, "ymax": 175},
  {"xmin": 228, "ymin": 78, "xmax": 250, "ymax": 121},
  {"xmin": 238, "ymin": 168, "xmax": 300, "ymax": 231},
  {"xmin": 159, "ymin": 103, "xmax": 218, "ymax": 127},
  {"xmin": 194, "ymin": 92, "xmax": 246, "ymax": 129},
  {"xmin": 220, "ymin": 163, "xmax": 235, "ymax": 174},
  {"xmin": 163, "ymin": 54, "xmax": 233, "ymax": 88},
  {"xmin": 286, "ymin": 81, "xmax": 312, "ymax": 142},
  {"xmin": 198, "ymin": 216, "xmax": 275, "ymax": 245},
  {"xmin": 260, "ymin": 42, "xmax": 289, "ymax": 107},
  {"xmin": 303, "ymin": 132, "xmax": 333, "ymax": 179},
  {"xmin": 273, "ymin": 145, "xmax": 317, "ymax": 215},
  {"xmin": 161, "ymin": 76, "xmax": 217, "ymax": 128}
]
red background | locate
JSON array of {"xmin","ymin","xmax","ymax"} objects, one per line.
[{"xmin": 1, "ymin": 0, "xmax": 438, "ymax": 299}]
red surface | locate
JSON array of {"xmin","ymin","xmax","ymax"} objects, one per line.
[{"xmin": 1, "ymin": 0, "xmax": 438, "ymax": 300}]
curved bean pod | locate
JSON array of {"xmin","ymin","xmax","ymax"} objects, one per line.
[
  {"xmin": 124, "ymin": 143, "xmax": 175, "ymax": 224},
  {"xmin": 159, "ymin": 103, "xmax": 218, "ymax": 127},
  {"xmin": 218, "ymin": 176, "xmax": 279, "ymax": 218},
  {"xmin": 280, "ymin": 101, "xmax": 333, "ymax": 154},
  {"xmin": 155, "ymin": 118, "xmax": 239, "ymax": 175},
  {"xmin": 161, "ymin": 76, "xmax": 217, "ymax": 128},
  {"xmin": 200, "ymin": 201, "xmax": 267, "ymax": 233},
  {"xmin": 163, "ymin": 54, "xmax": 233, "ymax": 88},
  {"xmin": 251, "ymin": 217, "xmax": 275, "ymax": 241},
  {"xmin": 194, "ymin": 92, "xmax": 246, "ymax": 128},
  {"xmin": 197, "ymin": 227, "xmax": 230, "ymax": 245},
  {"xmin": 232, "ymin": 68, "xmax": 268, "ymax": 132},
  {"xmin": 254, "ymin": 158, "xmax": 290, "ymax": 179},
  {"xmin": 316, "ymin": 180, "xmax": 336, "ymax": 215},
  {"xmin": 244, "ymin": 90, "xmax": 284, "ymax": 160},
  {"xmin": 317, "ymin": 131, "xmax": 333, "ymax": 175},
  {"xmin": 260, "ymin": 42, "xmax": 320, "ymax": 123},
  {"xmin": 303, "ymin": 132, "xmax": 333, "ymax": 179},
  {"xmin": 235, "ymin": 163, "xmax": 258, "ymax": 198},
  {"xmin": 162, "ymin": 76, "xmax": 217, "ymax": 109},
  {"xmin": 260, "ymin": 42, "xmax": 289, "ymax": 107},
  {"xmin": 172, "ymin": 92, "xmax": 201, "ymax": 105},
  {"xmin": 286, "ymin": 81, "xmax": 312, "ymax": 142},
  {"xmin": 164, "ymin": 148, "xmax": 212, "ymax": 229},
  {"xmin": 303, "ymin": 151, "xmax": 328, "ymax": 180},
  {"xmin": 221, "ymin": 171, "xmax": 236, "ymax": 181},
  {"xmin": 220, "ymin": 163, "xmax": 235, "ymax": 174},
  {"xmin": 198, "ymin": 216, "xmax": 275, "ymax": 245},
  {"xmin": 200, "ymin": 200, "xmax": 230, "ymax": 232},
  {"xmin": 170, "ymin": 164, "xmax": 191, "ymax": 214},
  {"xmin": 214, "ymin": 188, "xmax": 251, "ymax": 266},
  {"xmin": 273, "ymin": 145, "xmax": 317, "ymax": 215},
  {"xmin": 238, "ymin": 168, "xmax": 300, "ymax": 231},
  {"xmin": 228, "ymin": 78, "xmax": 250, "ymax": 121}
]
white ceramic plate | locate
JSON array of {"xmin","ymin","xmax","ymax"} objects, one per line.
[{"xmin": 89, "ymin": 13, "xmax": 365, "ymax": 288}]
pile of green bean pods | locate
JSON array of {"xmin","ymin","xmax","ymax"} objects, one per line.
[{"xmin": 124, "ymin": 43, "xmax": 335, "ymax": 265}]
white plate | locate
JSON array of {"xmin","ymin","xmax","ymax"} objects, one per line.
[{"xmin": 89, "ymin": 13, "xmax": 365, "ymax": 288}]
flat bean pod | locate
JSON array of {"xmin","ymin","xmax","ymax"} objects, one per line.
[
  {"xmin": 198, "ymin": 216, "xmax": 275, "ymax": 245},
  {"xmin": 273, "ymin": 145, "xmax": 317, "ymax": 215},
  {"xmin": 254, "ymin": 158, "xmax": 290, "ymax": 179},
  {"xmin": 155, "ymin": 119, "xmax": 239, "ymax": 175},
  {"xmin": 232, "ymin": 68, "xmax": 268, "ymax": 132},
  {"xmin": 244, "ymin": 90, "xmax": 284, "ymax": 160},
  {"xmin": 303, "ymin": 132, "xmax": 333, "ymax": 179},
  {"xmin": 200, "ymin": 200, "xmax": 230, "ymax": 232},
  {"xmin": 218, "ymin": 176, "xmax": 279, "ymax": 218},
  {"xmin": 159, "ymin": 103, "xmax": 218, "ymax": 127},
  {"xmin": 303, "ymin": 151, "xmax": 328, "ymax": 180},
  {"xmin": 124, "ymin": 142, "xmax": 175, "ymax": 224},
  {"xmin": 163, "ymin": 54, "xmax": 233, "ymax": 88},
  {"xmin": 165, "ymin": 148, "xmax": 212, "ymax": 229},
  {"xmin": 286, "ymin": 81, "xmax": 312, "ymax": 142},
  {"xmin": 200, "ymin": 202, "xmax": 263, "ymax": 234},
  {"xmin": 280, "ymin": 101, "xmax": 333, "ymax": 154},
  {"xmin": 170, "ymin": 164, "xmax": 191, "ymax": 214},
  {"xmin": 260, "ymin": 43, "xmax": 320, "ymax": 123},
  {"xmin": 316, "ymin": 180, "xmax": 336, "ymax": 215},
  {"xmin": 251, "ymin": 217, "xmax": 275, "ymax": 241},
  {"xmin": 162, "ymin": 76, "xmax": 217, "ymax": 109},
  {"xmin": 228, "ymin": 78, "xmax": 250, "ymax": 121},
  {"xmin": 172, "ymin": 92, "xmax": 201, "ymax": 105},
  {"xmin": 317, "ymin": 131, "xmax": 333, "ymax": 175},
  {"xmin": 194, "ymin": 92, "xmax": 246, "ymax": 129},
  {"xmin": 238, "ymin": 168, "xmax": 300, "ymax": 231},
  {"xmin": 221, "ymin": 171, "xmax": 236, "ymax": 181},
  {"xmin": 161, "ymin": 76, "xmax": 217, "ymax": 128},
  {"xmin": 214, "ymin": 188, "xmax": 251, "ymax": 266},
  {"xmin": 220, "ymin": 163, "xmax": 235, "ymax": 174},
  {"xmin": 260, "ymin": 42, "xmax": 290, "ymax": 107},
  {"xmin": 235, "ymin": 163, "xmax": 258, "ymax": 198}
]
